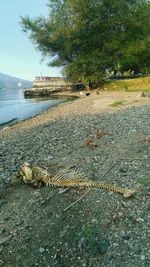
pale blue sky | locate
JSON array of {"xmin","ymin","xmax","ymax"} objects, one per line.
[{"xmin": 0, "ymin": 0, "xmax": 62, "ymax": 81}]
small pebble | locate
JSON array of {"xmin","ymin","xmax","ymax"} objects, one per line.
[{"xmin": 39, "ymin": 247, "xmax": 45, "ymax": 253}]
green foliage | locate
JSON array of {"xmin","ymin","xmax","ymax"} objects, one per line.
[
  {"xmin": 20, "ymin": 0, "xmax": 150, "ymax": 83},
  {"xmin": 110, "ymin": 100, "xmax": 124, "ymax": 107},
  {"xmin": 123, "ymin": 83, "xmax": 129, "ymax": 92},
  {"xmin": 82, "ymin": 224, "xmax": 100, "ymax": 254},
  {"xmin": 136, "ymin": 178, "xmax": 149, "ymax": 186},
  {"xmin": 81, "ymin": 224, "xmax": 110, "ymax": 255},
  {"xmin": 107, "ymin": 76, "xmax": 150, "ymax": 92}
]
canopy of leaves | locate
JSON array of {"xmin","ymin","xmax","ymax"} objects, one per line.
[{"xmin": 20, "ymin": 0, "xmax": 150, "ymax": 84}]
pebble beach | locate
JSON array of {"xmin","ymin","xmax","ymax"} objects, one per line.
[
  {"xmin": 0, "ymin": 91, "xmax": 149, "ymax": 186},
  {"xmin": 0, "ymin": 90, "xmax": 150, "ymax": 267}
]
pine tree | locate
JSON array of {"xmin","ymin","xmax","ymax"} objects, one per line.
[{"xmin": 20, "ymin": 0, "xmax": 150, "ymax": 84}]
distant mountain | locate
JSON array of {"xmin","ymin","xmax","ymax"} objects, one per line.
[{"xmin": 0, "ymin": 72, "xmax": 32, "ymax": 89}]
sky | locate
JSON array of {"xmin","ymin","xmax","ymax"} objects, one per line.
[{"xmin": 0, "ymin": 0, "xmax": 62, "ymax": 81}]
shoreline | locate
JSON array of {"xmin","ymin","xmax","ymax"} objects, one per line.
[
  {"xmin": 1, "ymin": 90, "xmax": 149, "ymax": 135},
  {"xmin": 0, "ymin": 94, "xmax": 78, "ymax": 130}
]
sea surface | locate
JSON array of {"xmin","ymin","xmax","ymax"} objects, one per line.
[{"xmin": 0, "ymin": 88, "xmax": 67, "ymax": 128}]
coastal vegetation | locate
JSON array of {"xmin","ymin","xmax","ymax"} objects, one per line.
[
  {"xmin": 107, "ymin": 76, "xmax": 150, "ymax": 92},
  {"xmin": 110, "ymin": 100, "xmax": 124, "ymax": 107},
  {"xmin": 20, "ymin": 0, "xmax": 150, "ymax": 86}
]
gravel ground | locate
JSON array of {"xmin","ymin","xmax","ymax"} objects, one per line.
[{"xmin": 0, "ymin": 91, "xmax": 150, "ymax": 267}]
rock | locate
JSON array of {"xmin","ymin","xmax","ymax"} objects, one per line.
[
  {"xmin": 119, "ymin": 168, "xmax": 126, "ymax": 173},
  {"xmin": 24, "ymin": 87, "xmax": 64, "ymax": 97},
  {"xmin": 136, "ymin": 218, "xmax": 144, "ymax": 223},
  {"xmin": 58, "ymin": 188, "xmax": 69, "ymax": 194},
  {"xmin": 39, "ymin": 247, "xmax": 45, "ymax": 253}
]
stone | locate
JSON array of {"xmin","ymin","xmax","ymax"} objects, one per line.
[{"xmin": 39, "ymin": 247, "xmax": 45, "ymax": 253}]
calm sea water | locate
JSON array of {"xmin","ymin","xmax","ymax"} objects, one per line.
[{"xmin": 0, "ymin": 88, "xmax": 67, "ymax": 128}]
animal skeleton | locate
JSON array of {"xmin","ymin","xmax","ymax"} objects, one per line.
[{"xmin": 16, "ymin": 162, "xmax": 136, "ymax": 198}]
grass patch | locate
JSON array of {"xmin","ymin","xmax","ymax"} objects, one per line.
[
  {"xmin": 80, "ymin": 224, "xmax": 110, "ymax": 255},
  {"xmin": 110, "ymin": 100, "xmax": 124, "ymax": 107},
  {"xmin": 106, "ymin": 76, "xmax": 150, "ymax": 92},
  {"xmin": 123, "ymin": 83, "xmax": 129, "ymax": 91},
  {"xmin": 136, "ymin": 179, "xmax": 149, "ymax": 187}
]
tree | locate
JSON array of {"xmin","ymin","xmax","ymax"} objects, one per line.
[{"xmin": 20, "ymin": 0, "xmax": 150, "ymax": 84}]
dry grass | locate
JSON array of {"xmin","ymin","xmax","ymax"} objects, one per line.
[{"xmin": 106, "ymin": 76, "xmax": 150, "ymax": 92}]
